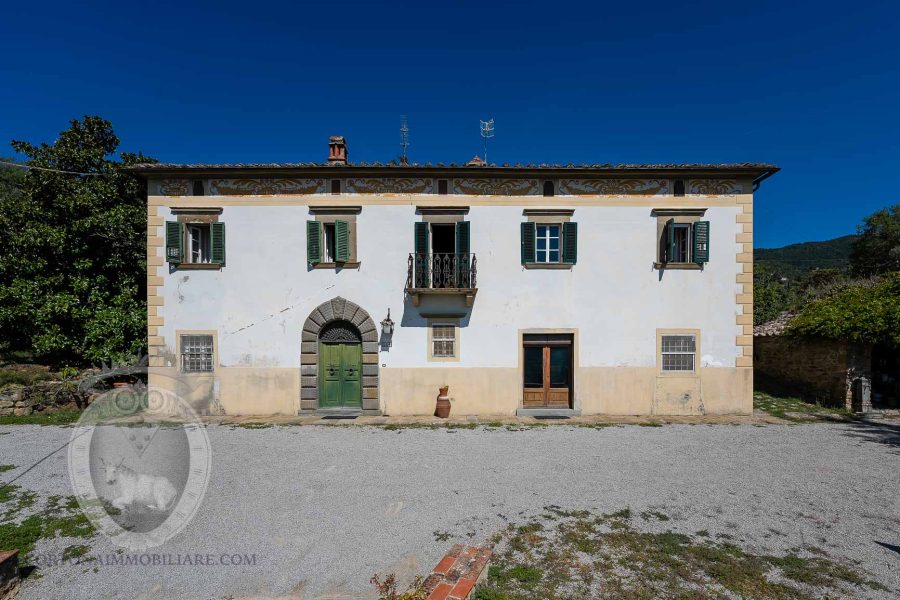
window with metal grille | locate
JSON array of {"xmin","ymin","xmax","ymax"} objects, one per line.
[
  {"xmin": 432, "ymin": 324, "xmax": 455, "ymax": 358},
  {"xmin": 181, "ymin": 334, "xmax": 214, "ymax": 373},
  {"xmin": 661, "ymin": 334, "xmax": 696, "ymax": 372}
]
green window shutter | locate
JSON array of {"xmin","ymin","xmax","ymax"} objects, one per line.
[
  {"xmin": 335, "ymin": 220, "xmax": 350, "ymax": 262},
  {"xmin": 210, "ymin": 223, "xmax": 226, "ymax": 265},
  {"xmin": 455, "ymin": 221, "xmax": 470, "ymax": 255},
  {"xmin": 414, "ymin": 222, "xmax": 430, "ymax": 288},
  {"xmin": 414, "ymin": 222, "xmax": 429, "ymax": 255},
  {"xmin": 693, "ymin": 221, "xmax": 710, "ymax": 264},
  {"xmin": 562, "ymin": 222, "xmax": 578, "ymax": 264},
  {"xmin": 455, "ymin": 221, "xmax": 471, "ymax": 287},
  {"xmin": 520, "ymin": 222, "xmax": 536, "ymax": 264},
  {"xmin": 165, "ymin": 221, "xmax": 183, "ymax": 264},
  {"xmin": 665, "ymin": 218, "xmax": 675, "ymax": 262},
  {"xmin": 307, "ymin": 221, "xmax": 322, "ymax": 264}
]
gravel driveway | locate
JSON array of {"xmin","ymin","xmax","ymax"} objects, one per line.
[{"xmin": 2, "ymin": 421, "xmax": 899, "ymax": 599}]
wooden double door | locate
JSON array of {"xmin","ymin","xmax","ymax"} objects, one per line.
[
  {"xmin": 523, "ymin": 334, "xmax": 573, "ymax": 408},
  {"xmin": 319, "ymin": 342, "xmax": 362, "ymax": 409}
]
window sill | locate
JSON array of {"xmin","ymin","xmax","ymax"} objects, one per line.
[
  {"xmin": 653, "ymin": 262, "xmax": 702, "ymax": 270},
  {"xmin": 523, "ymin": 263, "xmax": 574, "ymax": 270},
  {"xmin": 428, "ymin": 356, "xmax": 460, "ymax": 363},
  {"xmin": 657, "ymin": 371, "xmax": 700, "ymax": 378},
  {"xmin": 175, "ymin": 263, "xmax": 223, "ymax": 270},
  {"xmin": 312, "ymin": 262, "xmax": 361, "ymax": 269}
]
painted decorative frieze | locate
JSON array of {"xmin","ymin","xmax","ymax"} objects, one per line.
[
  {"xmin": 452, "ymin": 178, "xmax": 538, "ymax": 196},
  {"xmin": 559, "ymin": 179, "xmax": 669, "ymax": 196},
  {"xmin": 344, "ymin": 178, "xmax": 432, "ymax": 194},
  {"xmin": 688, "ymin": 179, "xmax": 742, "ymax": 196},
  {"xmin": 158, "ymin": 179, "xmax": 191, "ymax": 196},
  {"xmin": 208, "ymin": 178, "xmax": 325, "ymax": 195}
]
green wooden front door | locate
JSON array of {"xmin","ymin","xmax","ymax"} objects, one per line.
[{"xmin": 319, "ymin": 342, "xmax": 362, "ymax": 408}]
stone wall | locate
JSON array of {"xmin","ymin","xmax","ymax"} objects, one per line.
[
  {"xmin": 0, "ymin": 381, "xmax": 91, "ymax": 417},
  {"xmin": 754, "ymin": 336, "xmax": 871, "ymax": 409}
]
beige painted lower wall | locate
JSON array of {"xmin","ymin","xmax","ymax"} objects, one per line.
[
  {"xmin": 381, "ymin": 366, "xmax": 752, "ymax": 416},
  {"xmin": 149, "ymin": 365, "xmax": 751, "ymax": 417},
  {"xmin": 381, "ymin": 368, "xmax": 520, "ymax": 415},
  {"xmin": 149, "ymin": 367, "xmax": 299, "ymax": 416}
]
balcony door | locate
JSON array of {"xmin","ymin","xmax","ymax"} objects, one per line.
[
  {"xmin": 523, "ymin": 334, "xmax": 573, "ymax": 408},
  {"xmin": 431, "ymin": 224, "xmax": 456, "ymax": 288},
  {"xmin": 413, "ymin": 221, "xmax": 471, "ymax": 289}
]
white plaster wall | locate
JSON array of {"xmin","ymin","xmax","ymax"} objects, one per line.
[{"xmin": 157, "ymin": 204, "xmax": 741, "ymax": 370}]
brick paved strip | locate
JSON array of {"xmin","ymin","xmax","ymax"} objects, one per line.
[{"xmin": 424, "ymin": 545, "xmax": 491, "ymax": 600}]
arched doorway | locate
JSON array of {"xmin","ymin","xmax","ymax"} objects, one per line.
[
  {"xmin": 318, "ymin": 320, "xmax": 362, "ymax": 409},
  {"xmin": 300, "ymin": 297, "xmax": 380, "ymax": 414}
]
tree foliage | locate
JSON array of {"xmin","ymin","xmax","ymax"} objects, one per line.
[
  {"xmin": 850, "ymin": 204, "xmax": 900, "ymax": 276},
  {"xmin": 789, "ymin": 273, "xmax": 900, "ymax": 346},
  {"xmin": 0, "ymin": 117, "xmax": 154, "ymax": 364}
]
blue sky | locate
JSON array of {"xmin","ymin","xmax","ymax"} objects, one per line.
[{"xmin": 2, "ymin": 0, "xmax": 898, "ymax": 248}]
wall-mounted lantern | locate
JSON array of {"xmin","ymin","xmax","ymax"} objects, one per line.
[{"xmin": 381, "ymin": 309, "xmax": 395, "ymax": 336}]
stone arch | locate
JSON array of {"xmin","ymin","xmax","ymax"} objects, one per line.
[{"xmin": 300, "ymin": 297, "xmax": 380, "ymax": 413}]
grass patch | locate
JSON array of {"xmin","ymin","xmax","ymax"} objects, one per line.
[
  {"xmin": 475, "ymin": 508, "xmax": 886, "ymax": 599},
  {"xmin": 227, "ymin": 422, "xmax": 273, "ymax": 429},
  {"xmin": 0, "ymin": 484, "xmax": 94, "ymax": 566},
  {"xmin": 753, "ymin": 392, "xmax": 857, "ymax": 423},
  {"xmin": 433, "ymin": 530, "xmax": 451, "ymax": 542},
  {"xmin": 636, "ymin": 421, "xmax": 663, "ymax": 427},
  {"xmin": 0, "ymin": 464, "xmax": 15, "ymax": 473},
  {"xmin": 0, "ymin": 409, "xmax": 81, "ymax": 426},
  {"xmin": 640, "ymin": 510, "xmax": 670, "ymax": 522}
]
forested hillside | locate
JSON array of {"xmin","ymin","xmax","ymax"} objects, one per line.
[{"xmin": 755, "ymin": 234, "xmax": 856, "ymax": 279}]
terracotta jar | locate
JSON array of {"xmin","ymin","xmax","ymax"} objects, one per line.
[{"xmin": 435, "ymin": 385, "xmax": 451, "ymax": 418}]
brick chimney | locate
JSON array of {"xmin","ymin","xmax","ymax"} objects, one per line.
[{"xmin": 328, "ymin": 136, "xmax": 348, "ymax": 164}]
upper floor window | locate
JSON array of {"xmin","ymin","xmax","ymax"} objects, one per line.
[
  {"xmin": 166, "ymin": 219, "xmax": 225, "ymax": 267},
  {"xmin": 330, "ymin": 179, "xmax": 341, "ymax": 195},
  {"xmin": 192, "ymin": 180, "xmax": 205, "ymax": 196},
  {"xmin": 674, "ymin": 180, "xmax": 685, "ymax": 197},
  {"xmin": 307, "ymin": 218, "xmax": 354, "ymax": 265},
  {"xmin": 536, "ymin": 224, "xmax": 561, "ymax": 263},
  {"xmin": 437, "ymin": 179, "xmax": 449, "ymax": 195},
  {"xmin": 187, "ymin": 224, "xmax": 212, "ymax": 264},
  {"xmin": 652, "ymin": 209, "xmax": 709, "ymax": 268},
  {"xmin": 520, "ymin": 217, "xmax": 577, "ymax": 267},
  {"xmin": 660, "ymin": 219, "xmax": 709, "ymax": 265}
]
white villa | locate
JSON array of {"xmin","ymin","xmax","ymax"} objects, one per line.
[{"xmin": 133, "ymin": 137, "xmax": 776, "ymax": 417}]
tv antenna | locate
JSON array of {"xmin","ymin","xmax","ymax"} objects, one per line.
[
  {"xmin": 480, "ymin": 118, "xmax": 494, "ymax": 164},
  {"xmin": 400, "ymin": 115, "xmax": 409, "ymax": 165}
]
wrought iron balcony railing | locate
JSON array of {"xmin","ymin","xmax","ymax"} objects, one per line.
[{"xmin": 406, "ymin": 253, "xmax": 477, "ymax": 290}]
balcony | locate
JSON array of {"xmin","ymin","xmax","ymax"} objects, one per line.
[{"xmin": 406, "ymin": 253, "xmax": 477, "ymax": 307}]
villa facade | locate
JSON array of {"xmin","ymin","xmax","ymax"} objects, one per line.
[{"xmin": 133, "ymin": 138, "xmax": 776, "ymax": 417}]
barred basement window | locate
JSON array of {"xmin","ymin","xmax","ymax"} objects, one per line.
[
  {"xmin": 181, "ymin": 335, "xmax": 214, "ymax": 373},
  {"xmin": 432, "ymin": 324, "xmax": 456, "ymax": 358},
  {"xmin": 661, "ymin": 334, "xmax": 696, "ymax": 372}
]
